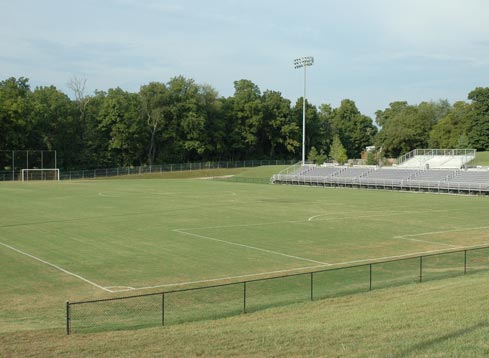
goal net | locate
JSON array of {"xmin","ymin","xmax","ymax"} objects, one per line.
[{"xmin": 21, "ymin": 169, "xmax": 60, "ymax": 181}]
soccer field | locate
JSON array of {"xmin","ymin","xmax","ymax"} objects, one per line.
[{"xmin": 2, "ymin": 177, "xmax": 489, "ymax": 298}]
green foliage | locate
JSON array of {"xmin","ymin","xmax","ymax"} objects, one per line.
[
  {"xmin": 307, "ymin": 146, "xmax": 318, "ymax": 163},
  {"xmin": 375, "ymin": 101, "xmax": 438, "ymax": 157},
  {"xmin": 307, "ymin": 146, "xmax": 326, "ymax": 164},
  {"xmin": 329, "ymin": 135, "xmax": 348, "ymax": 164},
  {"xmin": 366, "ymin": 150, "xmax": 377, "ymax": 165},
  {"xmin": 429, "ymin": 101, "xmax": 471, "ymax": 148},
  {"xmin": 468, "ymin": 87, "xmax": 489, "ymax": 150},
  {"xmin": 2, "ymin": 75, "xmax": 489, "ymax": 168},
  {"xmin": 330, "ymin": 99, "xmax": 376, "ymax": 158}
]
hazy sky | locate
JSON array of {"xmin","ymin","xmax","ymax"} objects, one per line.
[{"xmin": 1, "ymin": 0, "xmax": 489, "ymax": 117}]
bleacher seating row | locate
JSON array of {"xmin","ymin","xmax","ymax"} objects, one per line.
[{"xmin": 272, "ymin": 166, "xmax": 489, "ymax": 195}]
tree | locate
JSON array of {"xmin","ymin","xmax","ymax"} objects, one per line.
[
  {"xmin": 308, "ymin": 146, "xmax": 327, "ymax": 165},
  {"xmin": 291, "ymin": 98, "xmax": 326, "ymax": 160},
  {"xmin": 29, "ymin": 85, "xmax": 79, "ymax": 168},
  {"xmin": 0, "ymin": 77, "xmax": 31, "ymax": 150},
  {"xmin": 199, "ymin": 84, "xmax": 225, "ymax": 160},
  {"xmin": 329, "ymin": 135, "xmax": 348, "ymax": 164},
  {"xmin": 308, "ymin": 146, "xmax": 318, "ymax": 163},
  {"xmin": 261, "ymin": 90, "xmax": 298, "ymax": 158},
  {"xmin": 375, "ymin": 101, "xmax": 437, "ymax": 157},
  {"xmin": 330, "ymin": 99, "xmax": 376, "ymax": 158},
  {"xmin": 98, "ymin": 88, "xmax": 144, "ymax": 166},
  {"xmin": 67, "ymin": 76, "xmax": 91, "ymax": 146},
  {"xmin": 139, "ymin": 82, "xmax": 169, "ymax": 164},
  {"xmin": 467, "ymin": 87, "xmax": 489, "ymax": 150},
  {"xmin": 429, "ymin": 101, "xmax": 472, "ymax": 148},
  {"xmin": 225, "ymin": 79, "xmax": 263, "ymax": 159}
]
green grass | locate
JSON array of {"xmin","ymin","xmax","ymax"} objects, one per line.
[
  {"xmin": 99, "ymin": 164, "xmax": 290, "ymax": 180},
  {"xmin": 2, "ymin": 272, "xmax": 489, "ymax": 357},
  {"xmin": 470, "ymin": 151, "xmax": 489, "ymax": 166},
  {"xmin": 2, "ymin": 171, "xmax": 489, "ymax": 355}
]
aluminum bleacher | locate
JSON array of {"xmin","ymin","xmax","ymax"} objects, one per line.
[{"xmin": 272, "ymin": 162, "xmax": 489, "ymax": 195}]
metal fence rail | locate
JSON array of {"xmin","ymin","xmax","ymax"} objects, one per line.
[
  {"xmin": 66, "ymin": 245, "xmax": 489, "ymax": 334},
  {"xmin": 271, "ymin": 174, "xmax": 489, "ymax": 195},
  {"xmin": 0, "ymin": 159, "xmax": 295, "ymax": 181}
]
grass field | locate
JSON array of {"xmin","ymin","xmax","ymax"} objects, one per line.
[
  {"xmin": 470, "ymin": 151, "xmax": 489, "ymax": 166},
  {"xmin": 2, "ymin": 165, "xmax": 489, "ymax": 355}
]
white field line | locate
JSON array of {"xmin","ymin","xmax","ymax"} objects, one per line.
[
  {"xmin": 98, "ymin": 192, "xmax": 119, "ymax": 198},
  {"xmin": 392, "ymin": 225, "xmax": 489, "ymax": 249},
  {"xmin": 175, "ymin": 220, "xmax": 303, "ymax": 232},
  {"xmin": 0, "ymin": 241, "xmax": 113, "ymax": 292},
  {"xmin": 174, "ymin": 229, "xmax": 330, "ymax": 265},
  {"xmin": 393, "ymin": 226, "xmax": 489, "ymax": 239},
  {"xmin": 109, "ymin": 264, "xmax": 330, "ymax": 292},
  {"xmin": 110, "ymin": 241, "xmax": 489, "ymax": 293},
  {"xmin": 328, "ymin": 246, "xmax": 477, "ymax": 267},
  {"xmin": 307, "ymin": 209, "xmax": 452, "ymax": 222},
  {"xmin": 392, "ymin": 236, "xmax": 461, "ymax": 248}
]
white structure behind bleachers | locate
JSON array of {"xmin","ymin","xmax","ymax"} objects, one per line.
[{"xmin": 397, "ymin": 149, "xmax": 476, "ymax": 169}]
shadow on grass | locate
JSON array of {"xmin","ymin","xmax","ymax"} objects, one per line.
[{"xmin": 390, "ymin": 321, "xmax": 488, "ymax": 358}]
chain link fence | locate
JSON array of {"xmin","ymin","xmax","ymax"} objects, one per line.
[
  {"xmin": 58, "ymin": 160, "xmax": 295, "ymax": 181},
  {"xmin": 66, "ymin": 245, "xmax": 489, "ymax": 334},
  {"xmin": 0, "ymin": 159, "xmax": 295, "ymax": 181}
]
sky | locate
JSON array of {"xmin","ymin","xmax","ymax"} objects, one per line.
[{"xmin": 1, "ymin": 0, "xmax": 489, "ymax": 118}]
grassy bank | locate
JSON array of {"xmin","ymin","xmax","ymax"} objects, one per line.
[
  {"xmin": 470, "ymin": 151, "xmax": 489, "ymax": 166},
  {"xmin": 1, "ymin": 271, "xmax": 489, "ymax": 357}
]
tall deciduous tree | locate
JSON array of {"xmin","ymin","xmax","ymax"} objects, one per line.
[
  {"xmin": 261, "ymin": 90, "xmax": 298, "ymax": 158},
  {"xmin": 429, "ymin": 101, "xmax": 471, "ymax": 148},
  {"xmin": 99, "ymin": 88, "xmax": 144, "ymax": 166},
  {"xmin": 468, "ymin": 87, "xmax": 489, "ymax": 150},
  {"xmin": 330, "ymin": 99, "xmax": 376, "ymax": 158},
  {"xmin": 0, "ymin": 77, "xmax": 31, "ymax": 150},
  {"xmin": 375, "ymin": 101, "xmax": 436, "ymax": 157},
  {"xmin": 139, "ymin": 82, "xmax": 168, "ymax": 165},
  {"xmin": 226, "ymin": 79, "xmax": 263, "ymax": 159}
]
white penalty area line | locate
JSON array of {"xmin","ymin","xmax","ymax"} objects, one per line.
[
  {"xmin": 393, "ymin": 225, "xmax": 489, "ymax": 249},
  {"xmin": 307, "ymin": 209, "xmax": 453, "ymax": 222},
  {"xmin": 0, "ymin": 241, "xmax": 112, "ymax": 293},
  {"xmin": 173, "ymin": 229, "xmax": 330, "ymax": 266}
]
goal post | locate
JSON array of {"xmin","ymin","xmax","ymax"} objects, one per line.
[{"xmin": 21, "ymin": 168, "xmax": 60, "ymax": 182}]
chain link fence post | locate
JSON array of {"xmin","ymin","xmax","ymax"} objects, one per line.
[
  {"xmin": 243, "ymin": 282, "xmax": 247, "ymax": 314},
  {"xmin": 66, "ymin": 301, "xmax": 71, "ymax": 335}
]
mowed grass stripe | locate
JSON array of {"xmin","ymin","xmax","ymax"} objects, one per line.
[{"xmin": 1, "ymin": 178, "xmax": 489, "ymax": 292}]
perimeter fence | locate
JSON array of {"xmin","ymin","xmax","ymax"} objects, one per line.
[
  {"xmin": 58, "ymin": 160, "xmax": 293, "ymax": 181},
  {"xmin": 66, "ymin": 245, "xmax": 489, "ymax": 335},
  {"xmin": 0, "ymin": 159, "xmax": 295, "ymax": 181}
]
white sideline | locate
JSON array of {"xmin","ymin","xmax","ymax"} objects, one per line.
[
  {"xmin": 4, "ymin": 216, "xmax": 489, "ymax": 294},
  {"xmin": 174, "ymin": 229, "xmax": 330, "ymax": 265},
  {"xmin": 393, "ymin": 236, "xmax": 460, "ymax": 248},
  {"xmin": 394, "ymin": 226, "xmax": 489, "ymax": 239},
  {"xmin": 331, "ymin": 248, "xmax": 472, "ymax": 266},
  {"xmin": 110, "ymin": 264, "xmax": 330, "ymax": 292},
  {"xmin": 0, "ymin": 241, "xmax": 112, "ymax": 293}
]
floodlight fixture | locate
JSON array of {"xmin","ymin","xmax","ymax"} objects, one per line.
[{"xmin": 293, "ymin": 56, "xmax": 314, "ymax": 164}]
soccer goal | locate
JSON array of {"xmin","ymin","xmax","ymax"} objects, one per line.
[{"xmin": 21, "ymin": 168, "xmax": 60, "ymax": 181}]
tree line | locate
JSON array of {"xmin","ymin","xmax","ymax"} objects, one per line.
[{"xmin": 1, "ymin": 76, "xmax": 488, "ymax": 170}]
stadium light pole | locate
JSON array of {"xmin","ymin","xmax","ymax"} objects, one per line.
[{"xmin": 294, "ymin": 56, "xmax": 314, "ymax": 165}]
